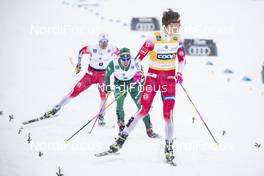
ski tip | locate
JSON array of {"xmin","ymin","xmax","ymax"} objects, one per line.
[{"xmin": 65, "ymin": 140, "xmax": 68, "ymax": 144}]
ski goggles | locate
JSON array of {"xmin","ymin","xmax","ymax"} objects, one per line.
[{"xmin": 119, "ymin": 54, "xmax": 131, "ymax": 61}]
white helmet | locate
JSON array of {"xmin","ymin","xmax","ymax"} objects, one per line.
[{"xmin": 98, "ymin": 33, "xmax": 109, "ymax": 42}]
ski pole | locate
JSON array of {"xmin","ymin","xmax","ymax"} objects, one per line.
[
  {"xmin": 88, "ymin": 115, "xmax": 99, "ymax": 134},
  {"xmin": 180, "ymin": 83, "xmax": 219, "ymax": 145},
  {"xmin": 65, "ymin": 93, "xmax": 111, "ymax": 143},
  {"xmin": 65, "ymin": 91, "xmax": 126, "ymax": 142},
  {"xmin": 88, "ymin": 92, "xmax": 112, "ymax": 134},
  {"xmin": 88, "ymin": 90, "xmax": 127, "ymax": 134}
]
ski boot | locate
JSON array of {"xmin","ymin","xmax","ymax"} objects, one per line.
[
  {"xmin": 98, "ymin": 114, "xmax": 106, "ymax": 126},
  {"xmin": 165, "ymin": 140, "xmax": 175, "ymax": 162},
  {"xmin": 44, "ymin": 105, "xmax": 60, "ymax": 118},
  {"xmin": 109, "ymin": 132, "xmax": 128, "ymax": 153},
  {"xmin": 146, "ymin": 128, "xmax": 159, "ymax": 138}
]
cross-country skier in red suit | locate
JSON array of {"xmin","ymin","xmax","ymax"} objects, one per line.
[
  {"xmin": 43, "ymin": 33, "xmax": 119, "ymax": 126},
  {"xmin": 107, "ymin": 9, "xmax": 186, "ymax": 164}
]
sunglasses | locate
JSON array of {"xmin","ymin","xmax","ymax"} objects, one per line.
[{"xmin": 120, "ymin": 55, "xmax": 131, "ymax": 61}]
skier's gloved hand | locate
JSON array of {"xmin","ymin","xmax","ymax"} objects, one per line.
[
  {"xmin": 175, "ymin": 72, "xmax": 183, "ymax": 84},
  {"xmin": 133, "ymin": 71, "xmax": 143, "ymax": 83},
  {"xmin": 104, "ymin": 86, "xmax": 112, "ymax": 94},
  {"xmin": 75, "ymin": 64, "xmax": 81, "ymax": 74}
]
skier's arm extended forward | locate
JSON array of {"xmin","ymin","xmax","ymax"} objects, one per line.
[
  {"xmin": 75, "ymin": 46, "xmax": 91, "ymax": 74},
  {"xmin": 136, "ymin": 38, "xmax": 154, "ymax": 62}
]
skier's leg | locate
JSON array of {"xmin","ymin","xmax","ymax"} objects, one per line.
[
  {"xmin": 96, "ymin": 73, "xmax": 108, "ymax": 125},
  {"xmin": 115, "ymin": 85, "xmax": 127, "ymax": 132},
  {"xmin": 123, "ymin": 77, "xmax": 157, "ymax": 135},
  {"xmin": 56, "ymin": 94, "xmax": 71, "ymax": 109},
  {"xmin": 109, "ymin": 77, "xmax": 158, "ymax": 152},
  {"xmin": 97, "ymin": 83, "xmax": 107, "ymax": 114},
  {"xmin": 161, "ymin": 79, "xmax": 175, "ymax": 141},
  {"xmin": 97, "ymin": 72, "xmax": 108, "ymax": 110},
  {"xmin": 161, "ymin": 78, "xmax": 176, "ymax": 161},
  {"xmin": 129, "ymin": 84, "xmax": 158, "ymax": 138},
  {"xmin": 69, "ymin": 73, "xmax": 93, "ymax": 98},
  {"xmin": 129, "ymin": 84, "xmax": 151, "ymax": 126},
  {"xmin": 46, "ymin": 73, "xmax": 92, "ymax": 117}
]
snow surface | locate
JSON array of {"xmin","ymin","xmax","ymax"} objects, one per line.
[{"xmin": 1, "ymin": 0, "xmax": 264, "ymax": 175}]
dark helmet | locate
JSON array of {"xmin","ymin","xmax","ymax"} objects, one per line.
[{"xmin": 162, "ymin": 9, "xmax": 180, "ymax": 27}]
